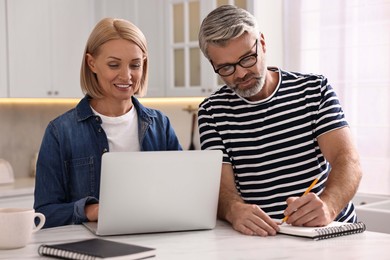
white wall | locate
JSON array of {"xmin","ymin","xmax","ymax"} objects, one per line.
[{"xmin": 253, "ymin": 0, "xmax": 284, "ymax": 68}]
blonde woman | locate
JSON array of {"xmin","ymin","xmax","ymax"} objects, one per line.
[{"xmin": 34, "ymin": 18, "xmax": 182, "ymax": 228}]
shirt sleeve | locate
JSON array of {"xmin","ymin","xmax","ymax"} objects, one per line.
[
  {"xmin": 314, "ymin": 76, "xmax": 349, "ymax": 137},
  {"xmin": 34, "ymin": 122, "xmax": 97, "ymax": 228},
  {"xmin": 198, "ymin": 101, "xmax": 231, "ymax": 164}
]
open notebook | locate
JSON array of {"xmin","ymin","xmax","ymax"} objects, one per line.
[{"xmin": 278, "ymin": 221, "xmax": 366, "ymax": 240}]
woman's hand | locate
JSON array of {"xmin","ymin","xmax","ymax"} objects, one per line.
[{"xmin": 85, "ymin": 203, "xmax": 99, "ymax": 222}]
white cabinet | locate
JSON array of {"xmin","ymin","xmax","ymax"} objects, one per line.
[
  {"xmin": 7, "ymin": 0, "xmax": 93, "ymax": 98},
  {"xmin": 2, "ymin": 0, "xmax": 282, "ymax": 98},
  {"xmin": 0, "ymin": 0, "xmax": 7, "ymax": 97},
  {"xmin": 137, "ymin": 0, "xmax": 166, "ymax": 97}
]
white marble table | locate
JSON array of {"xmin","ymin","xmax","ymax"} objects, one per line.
[{"xmin": 1, "ymin": 220, "xmax": 390, "ymax": 259}]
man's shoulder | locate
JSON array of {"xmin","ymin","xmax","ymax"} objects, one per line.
[
  {"xmin": 281, "ymin": 69, "xmax": 326, "ymax": 82},
  {"xmin": 199, "ymin": 86, "xmax": 236, "ymax": 108}
]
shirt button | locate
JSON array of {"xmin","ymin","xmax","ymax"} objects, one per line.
[
  {"xmin": 103, "ymin": 148, "xmax": 108, "ymax": 153},
  {"xmin": 98, "ymin": 128, "xmax": 102, "ymax": 132}
]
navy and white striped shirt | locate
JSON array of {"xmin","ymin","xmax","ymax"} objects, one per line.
[{"xmin": 198, "ymin": 68, "xmax": 356, "ymax": 222}]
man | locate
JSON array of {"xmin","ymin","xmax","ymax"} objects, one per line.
[{"xmin": 197, "ymin": 5, "xmax": 362, "ymax": 237}]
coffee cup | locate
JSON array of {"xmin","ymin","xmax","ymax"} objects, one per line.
[{"xmin": 0, "ymin": 208, "xmax": 45, "ymax": 249}]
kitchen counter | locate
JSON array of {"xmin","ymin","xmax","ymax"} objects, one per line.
[
  {"xmin": 1, "ymin": 220, "xmax": 390, "ymax": 259},
  {"xmin": 0, "ymin": 177, "xmax": 35, "ymax": 198}
]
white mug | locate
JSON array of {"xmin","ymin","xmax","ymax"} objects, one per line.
[{"xmin": 0, "ymin": 208, "xmax": 45, "ymax": 249}]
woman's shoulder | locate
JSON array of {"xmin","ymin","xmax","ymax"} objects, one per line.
[{"xmin": 132, "ymin": 97, "xmax": 168, "ymax": 119}]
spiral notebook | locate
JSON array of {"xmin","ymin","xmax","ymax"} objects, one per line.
[
  {"xmin": 38, "ymin": 238, "xmax": 155, "ymax": 259},
  {"xmin": 278, "ymin": 221, "xmax": 366, "ymax": 240}
]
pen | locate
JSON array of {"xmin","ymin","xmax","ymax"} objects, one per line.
[{"xmin": 281, "ymin": 177, "xmax": 319, "ymax": 223}]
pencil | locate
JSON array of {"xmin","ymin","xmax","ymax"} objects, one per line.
[{"xmin": 281, "ymin": 177, "xmax": 319, "ymax": 223}]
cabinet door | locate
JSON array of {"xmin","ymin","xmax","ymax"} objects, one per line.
[
  {"xmin": 50, "ymin": 0, "xmax": 92, "ymax": 98},
  {"xmin": 7, "ymin": 0, "xmax": 91, "ymax": 98},
  {"xmin": 0, "ymin": 0, "xmax": 7, "ymax": 97},
  {"xmin": 137, "ymin": 0, "xmax": 165, "ymax": 97},
  {"xmin": 7, "ymin": 0, "xmax": 51, "ymax": 98},
  {"xmin": 166, "ymin": 0, "xmax": 207, "ymax": 97}
]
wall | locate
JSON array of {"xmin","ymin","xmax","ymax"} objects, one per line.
[
  {"xmin": 253, "ymin": 0, "xmax": 284, "ymax": 68},
  {"xmin": 0, "ymin": 98, "xmax": 203, "ymax": 179}
]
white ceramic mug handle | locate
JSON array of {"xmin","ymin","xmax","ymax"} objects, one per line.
[{"xmin": 32, "ymin": 213, "xmax": 46, "ymax": 233}]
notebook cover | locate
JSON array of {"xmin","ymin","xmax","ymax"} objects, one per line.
[{"xmin": 38, "ymin": 238, "xmax": 156, "ymax": 259}]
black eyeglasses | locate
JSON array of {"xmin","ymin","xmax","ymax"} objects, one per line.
[{"xmin": 211, "ymin": 39, "xmax": 258, "ymax": 77}]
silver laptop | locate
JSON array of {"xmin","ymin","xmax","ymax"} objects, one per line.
[{"xmin": 83, "ymin": 150, "xmax": 222, "ymax": 236}]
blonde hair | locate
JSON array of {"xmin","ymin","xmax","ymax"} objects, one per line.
[{"xmin": 80, "ymin": 18, "xmax": 149, "ymax": 98}]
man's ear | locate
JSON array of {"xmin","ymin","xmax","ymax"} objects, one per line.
[
  {"xmin": 259, "ymin": 33, "xmax": 266, "ymax": 53},
  {"xmin": 86, "ymin": 53, "xmax": 97, "ymax": 73}
]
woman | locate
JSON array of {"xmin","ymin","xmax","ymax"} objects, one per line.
[{"xmin": 34, "ymin": 18, "xmax": 182, "ymax": 228}]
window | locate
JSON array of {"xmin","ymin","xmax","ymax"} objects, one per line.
[{"xmin": 284, "ymin": 0, "xmax": 390, "ymax": 194}]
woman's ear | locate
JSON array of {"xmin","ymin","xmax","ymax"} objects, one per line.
[{"xmin": 86, "ymin": 53, "xmax": 97, "ymax": 73}]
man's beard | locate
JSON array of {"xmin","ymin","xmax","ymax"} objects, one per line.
[{"xmin": 227, "ymin": 73, "xmax": 266, "ymax": 98}]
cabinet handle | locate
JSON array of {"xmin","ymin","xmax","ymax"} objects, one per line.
[
  {"xmin": 54, "ymin": 90, "xmax": 59, "ymax": 95},
  {"xmin": 47, "ymin": 91, "xmax": 52, "ymax": 95}
]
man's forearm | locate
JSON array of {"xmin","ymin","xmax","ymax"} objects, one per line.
[
  {"xmin": 320, "ymin": 152, "xmax": 362, "ymax": 220},
  {"xmin": 218, "ymin": 164, "xmax": 245, "ymax": 222}
]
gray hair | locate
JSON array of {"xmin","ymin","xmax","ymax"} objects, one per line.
[{"xmin": 198, "ymin": 5, "xmax": 260, "ymax": 59}]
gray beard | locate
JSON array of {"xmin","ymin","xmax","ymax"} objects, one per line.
[{"xmin": 228, "ymin": 75, "xmax": 266, "ymax": 98}]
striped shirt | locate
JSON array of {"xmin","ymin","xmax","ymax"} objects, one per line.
[{"xmin": 198, "ymin": 68, "xmax": 356, "ymax": 222}]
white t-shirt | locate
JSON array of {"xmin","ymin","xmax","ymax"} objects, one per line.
[{"xmin": 91, "ymin": 106, "xmax": 140, "ymax": 152}]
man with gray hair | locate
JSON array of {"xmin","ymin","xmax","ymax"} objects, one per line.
[{"xmin": 197, "ymin": 5, "xmax": 362, "ymax": 236}]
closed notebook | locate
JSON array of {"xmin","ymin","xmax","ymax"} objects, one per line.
[
  {"xmin": 278, "ymin": 221, "xmax": 366, "ymax": 240},
  {"xmin": 38, "ymin": 238, "xmax": 156, "ymax": 260}
]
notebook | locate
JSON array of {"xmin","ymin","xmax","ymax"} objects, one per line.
[
  {"xmin": 83, "ymin": 150, "xmax": 222, "ymax": 236},
  {"xmin": 38, "ymin": 238, "xmax": 155, "ymax": 259},
  {"xmin": 278, "ymin": 221, "xmax": 366, "ymax": 240}
]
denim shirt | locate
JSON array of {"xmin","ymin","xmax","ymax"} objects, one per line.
[{"xmin": 34, "ymin": 96, "xmax": 182, "ymax": 228}]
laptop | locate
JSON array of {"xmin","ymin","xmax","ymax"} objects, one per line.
[{"xmin": 83, "ymin": 150, "xmax": 222, "ymax": 236}]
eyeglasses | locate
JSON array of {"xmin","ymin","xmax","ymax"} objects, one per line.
[{"xmin": 211, "ymin": 39, "xmax": 258, "ymax": 77}]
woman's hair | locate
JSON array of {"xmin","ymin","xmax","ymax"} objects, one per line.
[
  {"xmin": 198, "ymin": 5, "xmax": 260, "ymax": 59},
  {"xmin": 80, "ymin": 18, "xmax": 149, "ymax": 98}
]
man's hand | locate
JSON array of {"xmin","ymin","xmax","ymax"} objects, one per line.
[
  {"xmin": 283, "ymin": 193, "xmax": 333, "ymax": 226},
  {"xmin": 227, "ymin": 201, "xmax": 280, "ymax": 236}
]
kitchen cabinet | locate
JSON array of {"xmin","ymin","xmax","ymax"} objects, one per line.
[
  {"xmin": 6, "ymin": 0, "xmax": 93, "ymax": 98},
  {"xmin": 2, "ymin": 0, "xmax": 282, "ymax": 98},
  {"xmin": 0, "ymin": 0, "xmax": 7, "ymax": 97},
  {"xmin": 4, "ymin": 0, "xmax": 165, "ymax": 98}
]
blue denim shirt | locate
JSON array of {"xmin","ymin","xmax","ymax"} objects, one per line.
[{"xmin": 34, "ymin": 96, "xmax": 182, "ymax": 228}]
